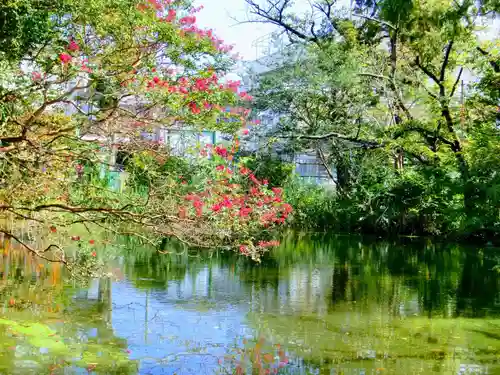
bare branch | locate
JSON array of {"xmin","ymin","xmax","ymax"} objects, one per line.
[{"xmin": 0, "ymin": 230, "xmax": 67, "ymax": 264}]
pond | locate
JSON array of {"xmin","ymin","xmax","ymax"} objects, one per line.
[{"xmin": 0, "ymin": 232, "xmax": 499, "ymax": 374}]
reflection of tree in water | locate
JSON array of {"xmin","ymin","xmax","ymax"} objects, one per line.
[
  {"xmin": 456, "ymin": 250, "xmax": 500, "ymax": 318},
  {"xmin": 238, "ymin": 234, "xmax": 500, "ymax": 373},
  {"xmin": 124, "ymin": 233, "xmax": 500, "ymax": 320},
  {"xmin": 0, "ymin": 236, "xmax": 137, "ymax": 374},
  {"xmin": 83, "ymin": 234, "xmax": 500, "ymax": 374}
]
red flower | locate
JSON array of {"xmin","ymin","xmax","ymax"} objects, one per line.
[
  {"xmin": 239, "ymin": 167, "xmax": 250, "ymax": 175},
  {"xmin": 91, "ymin": 251, "xmax": 97, "ymax": 257},
  {"xmin": 188, "ymin": 102, "xmax": 201, "ymax": 114},
  {"xmin": 216, "ymin": 165, "xmax": 225, "ymax": 171},
  {"xmin": 89, "ymin": 240, "xmax": 95, "ymax": 245},
  {"xmin": 239, "ymin": 245, "xmax": 247, "ymax": 254},
  {"xmin": 165, "ymin": 8, "xmax": 176, "ymax": 22},
  {"xmin": 194, "ymin": 78, "xmax": 209, "ymax": 91},
  {"xmin": 250, "ymin": 174, "xmax": 260, "ymax": 185},
  {"xmin": 67, "ymin": 40, "xmax": 79, "ymax": 52},
  {"xmin": 211, "ymin": 203, "xmax": 222, "ymax": 212},
  {"xmin": 81, "ymin": 63, "xmax": 92, "ymax": 73},
  {"xmin": 239, "ymin": 207, "xmax": 253, "ymax": 217},
  {"xmin": 49, "ymin": 226, "xmax": 57, "ymax": 233},
  {"xmin": 59, "ymin": 53, "xmax": 72, "ymax": 64},
  {"xmin": 214, "ymin": 146, "xmax": 228, "ymax": 158},
  {"xmin": 222, "ymin": 196, "xmax": 232, "ymax": 208},
  {"xmin": 153, "ymin": 76, "xmax": 160, "ymax": 83},
  {"xmin": 71, "ymin": 236, "xmax": 80, "ymax": 241},
  {"xmin": 272, "ymin": 187, "xmax": 282, "ymax": 195},
  {"xmin": 263, "ymin": 179, "xmax": 269, "ymax": 185}
]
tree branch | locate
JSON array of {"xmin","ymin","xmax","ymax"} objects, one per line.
[
  {"xmin": 477, "ymin": 46, "xmax": 500, "ymax": 73},
  {"xmin": 440, "ymin": 41, "xmax": 454, "ymax": 82},
  {"xmin": 0, "ymin": 230, "xmax": 67, "ymax": 264},
  {"xmin": 284, "ymin": 132, "xmax": 383, "ymax": 149},
  {"xmin": 354, "ymin": 14, "xmax": 397, "ymax": 30},
  {"xmin": 415, "ymin": 56, "xmax": 441, "ymax": 86},
  {"xmin": 450, "ymin": 66, "xmax": 463, "ymax": 98}
]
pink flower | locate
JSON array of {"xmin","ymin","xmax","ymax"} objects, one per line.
[
  {"xmin": 81, "ymin": 63, "xmax": 92, "ymax": 73},
  {"xmin": 211, "ymin": 203, "xmax": 222, "ymax": 212},
  {"xmin": 214, "ymin": 146, "xmax": 228, "ymax": 158},
  {"xmin": 179, "ymin": 16, "xmax": 196, "ymax": 25},
  {"xmin": 67, "ymin": 40, "xmax": 79, "ymax": 52},
  {"xmin": 165, "ymin": 8, "xmax": 176, "ymax": 22},
  {"xmin": 31, "ymin": 71, "xmax": 42, "ymax": 82},
  {"xmin": 239, "ymin": 207, "xmax": 253, "ymax": 217},
  {"xmin": 239, "ymin": 245, "xmax": 248, "ymax": 254},
  {"xmin": 222, "ymin": 196, "xmax": 233, "ymax": 208},
  {"xmin": 59, "ymin": 53, "xmax": 72, "ymax": 64},
  {"xmin": 242, "ymin": 129, "xmax": 249, "ymax": 135}
]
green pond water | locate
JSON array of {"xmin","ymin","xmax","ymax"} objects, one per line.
[{"xmin": 0, "ymin": 233, "xmax": 499, "ymax": 374}]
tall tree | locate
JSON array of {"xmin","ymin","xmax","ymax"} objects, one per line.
[
  {"xmin": 245, "ymin": 0, "xmax": 500, "ymax": 236},
  {"xmin": 0, "ymin": 0, "xmax": 291, "ymax": 266}
]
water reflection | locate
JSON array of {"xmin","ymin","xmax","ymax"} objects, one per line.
[
  {"xmin": 0, "ymin": 233, "xmax": 500, "ymax": 374},
  {"xmin": 0, "ymin": 235, "xmax": 136, "ymax": 374}
]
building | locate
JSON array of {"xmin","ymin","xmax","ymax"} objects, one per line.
[{"xmin": 238, "ymin": 33, "xmax": 336, "ymax": 186}]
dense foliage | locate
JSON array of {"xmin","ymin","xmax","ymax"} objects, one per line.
[
  {"xmin": 0, "ymin": 0, "xmax": 290, "ymax": 269},
  {"xmin": 246, "ymin": 0, "xmax": 500, "ymax": 240}
]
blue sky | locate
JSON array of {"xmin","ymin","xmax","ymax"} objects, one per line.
[{"xmin": 195, "ymin": 0, "xmax": 277, "ymax": 61}]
